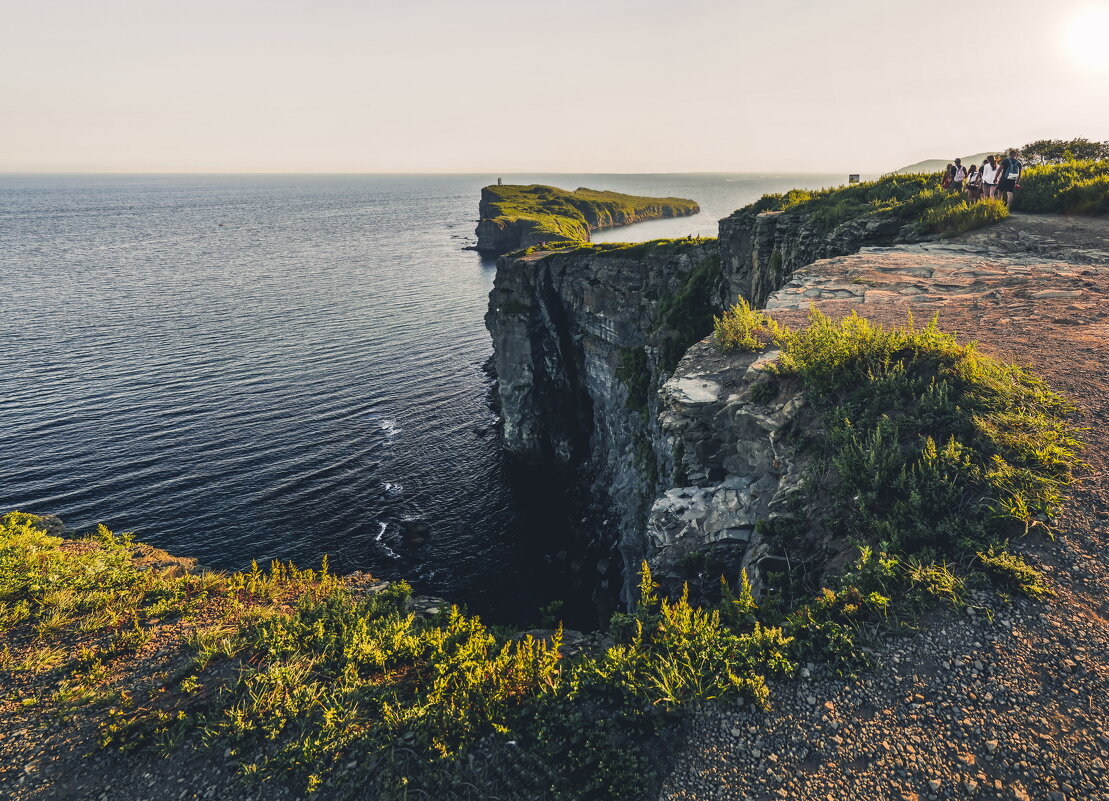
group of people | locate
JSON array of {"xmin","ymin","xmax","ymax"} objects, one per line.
[{"xmin": 941, "ymin": 149, "xmax": 1023, "ymax": 207}]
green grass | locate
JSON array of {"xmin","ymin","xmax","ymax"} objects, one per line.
[
  {"xmin": 739, "ymin": 160, "xmax": 1108, "ymax": 233},
  {"xmin": 0, "ymin": 512, "xmax": 792, "ymax": 801},
  {"xmin": 707, "ymin": 304, "xmax": 1081, "ymax": 670},
  {"xmin": 1016, "ymin": 159, "xmax": 1109, "ymax": 215},
  {"xmin": 481, "ymin": 185, "xmax": 699, "ymax": 249},
  {"xmin": 713, "ymin": 301, "xmax": 1079, "ymax": 558},
  {"xmin": 739, "ymin": 172, "xmax": 1009, "ymax": 235}
]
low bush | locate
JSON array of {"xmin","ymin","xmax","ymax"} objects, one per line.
[
  {"xmin": 712, "ymin": 302, "xmax": 1078, "ymax": 597},
  {"xmin": 1016, "ymin": 159, "xmax": 1109, "ymax": 215},
  {"xmin": 923, "ymin": 197, "xmax": 1008, "ymax": 234},
  {"xmin": 714, "ymin": 297, "xmax": 786, "ymax": 352}
]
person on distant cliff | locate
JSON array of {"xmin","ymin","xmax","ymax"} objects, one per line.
[
  {"xmin": 980, "ymin": 156, "xmax": 1001, "ymax": 199},
  {"xmin": 951, "ymin": 158, "xmax": 967, "ymax": 192},
  {"xmin": 998, "ymin": 149, "xmax": 1024, "ymax": 207},
  {"xmin": 941, "ymin": 164, "xmax": 955, "ymax": 189},
  {"xmin": 964, "ymin": 164, "xmax": 982, "ymax": 201}
]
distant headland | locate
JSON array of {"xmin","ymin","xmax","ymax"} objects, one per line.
[{"xmin": 473, "ymin": 184, "xmax": 699, "ymax": 254}]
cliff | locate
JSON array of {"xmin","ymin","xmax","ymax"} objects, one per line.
[
  {"xmin": 716, "ymin": 203, "xmax": 915, "ymax": 308},
  {"xmin": 474, "ymin": 184, "xmax": 700, "ymax": 254},
  {"xmin": 485, "ymin": 239, "xmax": 719, "ymax": 606},
  {"xmin": 484, "ymin": 201, "xmax": 922, "ymax": 606}
]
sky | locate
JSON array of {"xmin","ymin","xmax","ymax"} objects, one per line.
[{"xmin": 2, "ymin": 0, "xmax": 1108, "ymax": 173}]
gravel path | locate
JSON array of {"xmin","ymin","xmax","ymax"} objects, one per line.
[{"xmin": 660, "ymin": 214, "xmax": 1109, "ymax": 801}]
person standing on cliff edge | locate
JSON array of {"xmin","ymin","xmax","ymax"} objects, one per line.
[
  {"xmin": 951, "ymin": 158, "xmax": 967, "ymax": 192},
  {"xmin": 980, "ymin": 155, "xmax": 1001, "ymax": 199},
  {"xmin": 998, "ymin": 149, "xmax": 1023, "ymax": 207}
]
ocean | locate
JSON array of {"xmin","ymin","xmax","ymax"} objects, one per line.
[{"xmin": 0, "ymin": 172, "xmax": 844, "ymax": 622}]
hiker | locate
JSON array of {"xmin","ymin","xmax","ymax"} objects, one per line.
[
  {"xmin": 997, "ymin": 149, "xmax": 1023, "ymax": 207},
  {"xmin": 980, "ymin": 155, "xmax": 1001, "ymax": 199},
  {"xmin": 941, "ymin": 164, "xmax": 955, "ymax": 189},
  {"xmin": 951, "ymin": 158, "xmax": 967, "ymax": 192},
  {"xmin": 964, "ymin": 164, "xmax": 982, "ymax": 202}
]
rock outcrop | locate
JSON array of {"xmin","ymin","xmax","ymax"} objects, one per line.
[
  {"xmin": 716, "ymin": 206, "xmax": 917, "ymax": 308},
  {"xmin": 484, "ymin": 204, "xmax": 934, "ymax": 607},
  {"xmin": 647, "ymin": 342, "xmax": 810, "ymax": 595}
]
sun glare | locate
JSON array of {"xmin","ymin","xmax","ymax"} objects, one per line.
[{"xmin": 1065, "ymin": 6, "xmax": 1109, "ymax": 70}]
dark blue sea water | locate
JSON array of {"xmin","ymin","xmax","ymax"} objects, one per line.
[{"xmin": 0, "ymin": 172, "xmax": 842, "ymax": 621}]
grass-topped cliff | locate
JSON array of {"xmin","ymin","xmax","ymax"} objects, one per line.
[{"xmin": 474, "ymin": 184, "xmax": 700, "ymax": 254}]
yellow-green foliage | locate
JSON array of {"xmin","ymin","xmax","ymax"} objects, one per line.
[
  {"xmin": 923, "ymin": 198, "xmax": 1008, "ymax": 234},
  {"xmin": 741, "ymin": 173, "xmax": 1007, "ymax": 235},
  {"xmin": 1017, "ymin": 159, "xmax": 1109, "ymax": 215},
  {"xmin": 711, "ymin": 304, "xmax": 1077, "ymax": 596},
  {"xmin": 976, "ymin": 547, "xmax": 1054, "ymax": 598},
  {"xmin": 0, "ymin": 513, "xmax": 219, "ymax": 663},
  {"xmin": 0, "ymin": 514, "xmax": 794, "ymax": 801},
  {"xmin": 714, "ymin": 297, "xmax": 786, "ymax": 352},
  {"xmin": 483, "ymin": 184, "xmax": 699, "ymax": 245}
]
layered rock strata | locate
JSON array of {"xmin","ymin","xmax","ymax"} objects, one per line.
[{"xmin": 485, "ymin": 241, "xmax": 718, "ymax": 605}]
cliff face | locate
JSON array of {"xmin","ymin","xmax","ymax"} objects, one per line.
[
  {"xmin": 647, "ymin": 342, "xmax": 811, "ymax": 596},
  {"xmin": 716, "ymin": 207, "xmax": 912, "ymax": 308},
  {"xmin": 485, "ymin": 206, "xmax": 926, "ymax": 607},
  {"xmin": 485, "ymin": 241, "xmax": 717, "ymax": 605}
]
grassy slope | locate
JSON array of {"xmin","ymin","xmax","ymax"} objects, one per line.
[
  {"xmin": 741, "ymin": 160, "xmax": 1107, "ymax": 240},
  {"xmin": 740, "ymin": 172, "xmax": 1010, "ymax": 236},
  {"xmin": 479, "ymin": 184, "xmax": 700, "ymax": 246}
]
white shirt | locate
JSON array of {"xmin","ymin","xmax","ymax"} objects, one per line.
[{"xmin": 981, "ymin": 163, "xmax": 1000, "ymax": 184}]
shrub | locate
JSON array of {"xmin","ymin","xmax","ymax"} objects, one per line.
[
  {"xmin": 924, "ymin": 197, "xmax": 1008, "ymax": 234},
  {"xmin": 714, "ymin": 297, "xmax": 786, "ymax": 352},
  {"xmin": 1016, "ymin": 159, "xmax": 1109, "ymax": 215},
  {"xmin": 976, "ymin": 547, "xmax": 1053, "ymax": 598},
  {"xmin": 711, "ymin": 304, "xmax": 1081, "ymax": 556}
]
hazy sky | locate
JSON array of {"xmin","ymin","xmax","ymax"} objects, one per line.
[{"xmin": 2, "ymin": 0, "xmax": 1108, "ymax": 173}]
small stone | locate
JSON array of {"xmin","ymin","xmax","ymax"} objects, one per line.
[
  {"xmin": 929, "ymin": 779, "xmax": 942, "ymax": 792},
  {"xmin": 985, "ymin": 740, "xmax": 999, "ymax": 754}
]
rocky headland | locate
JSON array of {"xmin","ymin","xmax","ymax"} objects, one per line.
[{"xmin": 474, "ymin": 184, "xmax": 700, "ymax": 254}]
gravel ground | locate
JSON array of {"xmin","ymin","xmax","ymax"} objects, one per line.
[{"xmin": 660, "ymin": 214, "xmax": 1109, "ymax": 801}]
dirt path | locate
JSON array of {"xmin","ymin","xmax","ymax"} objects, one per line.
[{"xmin": 661, "ymin": 215, "xmax": 1109, "ymax": 801}]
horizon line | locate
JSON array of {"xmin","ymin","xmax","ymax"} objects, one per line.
[{"xmin": 0, "ymin": 169, "xmax": 871, "ymax": 177}]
